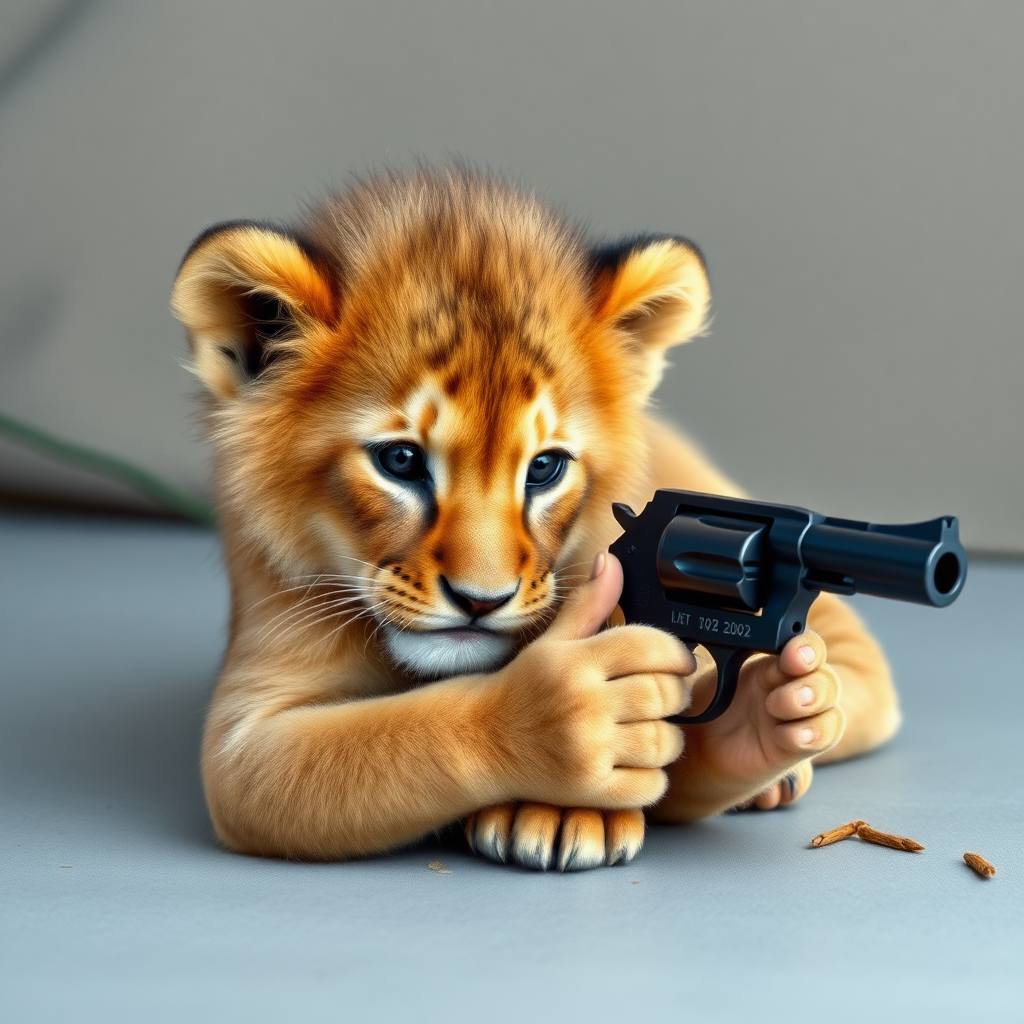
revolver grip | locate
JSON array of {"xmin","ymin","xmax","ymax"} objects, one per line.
[{"xmin": 670, "ymin": 644, "xmax": 754, "ymax": 724}]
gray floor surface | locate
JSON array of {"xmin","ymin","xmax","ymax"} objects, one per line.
[{"xmin": 1, "ymin": 514, "xmax": 1021, "ymax": 1023}]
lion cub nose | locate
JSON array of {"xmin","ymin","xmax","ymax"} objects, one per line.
[{"xmin": 439, "ymin": 576, "xmax": 520, "ymax": 619}]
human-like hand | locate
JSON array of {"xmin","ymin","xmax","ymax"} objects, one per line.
[{"xmin": 467, "ymin": 552, "xmax": 696, "ymax": 869}]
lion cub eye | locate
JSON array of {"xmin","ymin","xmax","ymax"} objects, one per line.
[
  {"xmin": 526, "ymin": 450, "xmax": 569, "ymax": 489},
  {"xmin": 375, "ymin": 443, "xmax": 429, "ymax": 483}
]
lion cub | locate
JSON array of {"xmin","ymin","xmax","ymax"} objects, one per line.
[{"xmin": 172, "ymin": 168, "xmax": 899, "ymax": 869}]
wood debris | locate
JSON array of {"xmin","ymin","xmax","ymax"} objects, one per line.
[
  {"xmin": 812, "ymin": 823, "xmax": 1001, "ymax": 882},
  {"xmin": 855, "ymin": 824, "xmax": 925, "ymax": 852},
  {"xmin": 811, "ymin": 821, "xmax": 866, "ymax": 848},
  {"xmin": 427, "ymin": 860, "xmax": 452, "ymax": 874},
  {"xmin": 963, "ymin": 852, "xmax": 996, "ymax": 878},
  {"xmin": 810, "ymin": 820, "xmax": 923, "ymax": 852}
]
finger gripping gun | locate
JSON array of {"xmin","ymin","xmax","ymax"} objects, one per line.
[{"xmin": 608, "ymin": 490, "xmax": 967, "ymax": 724}]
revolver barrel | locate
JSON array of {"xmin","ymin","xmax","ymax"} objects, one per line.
[{"xmin": 801, "ymin": 517, "xmax": 965, "ymax": 607}]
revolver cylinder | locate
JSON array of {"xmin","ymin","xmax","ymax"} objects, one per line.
[{"xmin": 657, "ymin": 514, "xmax": 766, "ymax": 609}]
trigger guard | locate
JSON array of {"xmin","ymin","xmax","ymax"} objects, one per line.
[{"xmin": 670, "ymin": 645, "xmax": 753, "ymax": 725}]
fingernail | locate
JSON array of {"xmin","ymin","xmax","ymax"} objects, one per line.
[
  {"xmin": 796, "ymin": 685, "xmax": 814, "ymax": 706},
  {"xmin": 799, "ymin": 645, "xmax": 816, "ymax": 666},
  {"xmin": 797, "ymin": 727, "xmax": 815, "ymax": 746},
  {"xmin": 590, "ymin": 552, "xmax": 606, "ymax": 580}
]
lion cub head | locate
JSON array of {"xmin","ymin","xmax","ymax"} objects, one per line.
[{"xmin": 172, "ymin": 169, "xmax": 708, "ymax": 681}]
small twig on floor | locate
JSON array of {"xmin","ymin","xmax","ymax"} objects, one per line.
[
  {"xmin": 809, "ymin": 820, "xmax": 923, "ymax": 852},
  {"xmin": 963, "ymin": 852, "xmax": 996, "ymax": 878},
  {"xmin": 855, "ymin": 824, "xmax": 925, "ymax": 852},
  {"xmin": 811, "ymin": 821, "xmax": 866, "ymax": 847}
]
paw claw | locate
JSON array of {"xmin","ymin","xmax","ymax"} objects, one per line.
[
  {"xmin": 604, "ymin": 808, "xmax": 645, "ymax": 866},
  {"xmin": 557, "ymin": 809, "xmax": 605, "ymax": 872},
  {"xmin": 511, "ymin": 803, "xmax": 562, "ymax": 871},
  {"xmin": 467, "ymin": 803, "xmax": 516, "ymax": 863},
  {"xmin": 784, "ymin": 771, "xmax": 798, "ymax": 799}
]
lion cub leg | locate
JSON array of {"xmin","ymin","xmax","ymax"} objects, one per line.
[{"xmin": 465, "ymin": 804, "xmax": 645, "ymax": 871}]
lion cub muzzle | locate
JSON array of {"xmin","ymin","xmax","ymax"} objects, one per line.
[{"xmin": 438, "ymin": 576, "xmax": 521, "ymax": 620}]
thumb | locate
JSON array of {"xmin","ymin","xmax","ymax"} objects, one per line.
[{"xmin": 546, "ymin": 552, "xmax": 624, "ymax": 642}]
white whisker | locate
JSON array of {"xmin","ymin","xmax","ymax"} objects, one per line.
[
  {"xmin": 262, "ymin": 593, "xmax": 373, "ymax": 647},
  {"xmin": 244, "ymin": 573, "xmax": 379, "ymax": 615},
  {"xmin": 362, "ymin": 608, "xmax": 397, "ymax": 656},
  {"xmin": 254, "ymin": 587, "xmax": 367, "ymax": 640},
  {"xmin": 255, "ymin": 594, "xmax": 334, "ymax": 641}
]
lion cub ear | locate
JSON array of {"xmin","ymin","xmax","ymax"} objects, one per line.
[
  {"xmin": 592, "ymin": 234, "xmax": 710, "ymax": 397},
  {"xmin": 171, "ymin": 221, "xmax": 337, "ymax": 401}
]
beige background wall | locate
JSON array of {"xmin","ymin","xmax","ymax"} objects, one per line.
[{"xmin": 1, "ymin": 1, "xmax": 1021, "ymax": 550}]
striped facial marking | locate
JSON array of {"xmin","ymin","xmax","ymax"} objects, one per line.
[{"xmin": 336, "ymin": 376, "xmax": 589, "ymax": 678}]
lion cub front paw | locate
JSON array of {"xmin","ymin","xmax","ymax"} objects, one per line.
[{"xmin": 465, "ymin": 803, "xmax": 644, "ymax": 871}]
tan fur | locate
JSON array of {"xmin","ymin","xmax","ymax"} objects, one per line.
[{"xmin": 172, "ymin": 167, "xmax": 898, "ymax": 864}]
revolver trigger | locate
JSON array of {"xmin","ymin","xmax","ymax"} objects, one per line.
[{"xmin": 671, "ymin": 645, "xmax": 753, "ymax": 725}]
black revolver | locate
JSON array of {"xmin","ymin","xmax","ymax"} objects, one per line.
[{"xmin": 608, "ymin": 490, "xmax": 967, "ymax": 724}]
